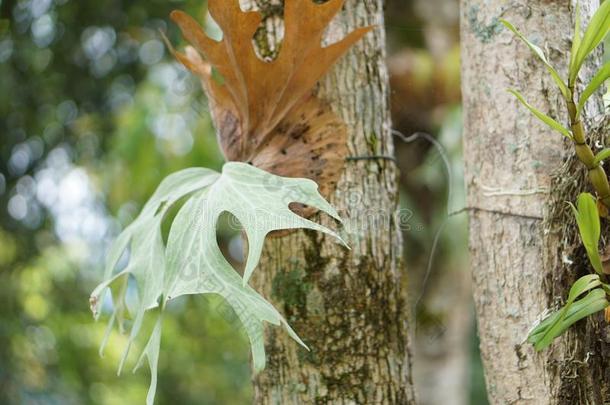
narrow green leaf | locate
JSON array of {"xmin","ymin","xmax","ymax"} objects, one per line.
[
  {"xmin": 508, "ymin": 89, "xmax": 573, "ymax": 139},
  {"xmin": 571, "ymin": 0, "xmax": 610, "ymax": 83},
  {"xmin": 570, "ymin": 0, "xmax": 583, "ymax": 74},
  {"xmin": 594, "ymin": 147, "xmax": 610, "ymax": 165},
  {"xmin": 528, "ymin": 274, "xmax": 601, "ymax": 346},
  {"xmin": 501, "ymin": 19, "xmax": 569, "ymax": 98},
  {"xmin": 528, "ymin": 274, "xmax": 603, "ymax": 345},
  {"xmin": 569, "ymin": 193, "xmax": 603, "ymax": 274},
  {"xmin": 567, "ymin": 273, "xmax": 602, "ymax": 302},
  {"xmin": 528, "ymin": 288, "xmax": 608, "ymax": 350},
  {"xmin": 577, "ymin": 60, "xmax": 610, "ymax": 117},
  {"xmin": 561, "ymin": 291, "xmax": 609, "ymax": 330}
]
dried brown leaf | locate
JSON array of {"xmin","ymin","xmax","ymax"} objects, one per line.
[{"xmin": 168, "ymin": 0, "xmax": 371, "ymax": 202}]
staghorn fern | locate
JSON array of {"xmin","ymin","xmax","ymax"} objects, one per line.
[{"xmin": 90, "ymin": 162, "xmax": 346, "ymax": 404}]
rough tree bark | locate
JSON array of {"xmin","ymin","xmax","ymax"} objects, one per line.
[
  {"xmin": 242, "ymin": 0, "xmax": 417, "ymax": 403},
  {"xmin": 462, "ymin": 0, "xmax": 607, "ymax": 404}
]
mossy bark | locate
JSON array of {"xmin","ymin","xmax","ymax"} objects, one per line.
[
  {"xmin": 461, "ymin": 0, "xmax": 608, "ymax": 403},
  {"xmin": 243, "ymin": 0, "xmax": 416, "ymax": 403}
]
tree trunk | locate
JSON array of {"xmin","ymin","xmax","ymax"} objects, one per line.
[
  {"xmin": 461, "ymin": 0, "xmax": 607, "ymax": 404},
  {"xmin": 244, "ymin": 0, "xmax": 416, "ymax": 403}
]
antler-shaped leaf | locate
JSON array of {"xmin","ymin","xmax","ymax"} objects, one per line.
[{"xmin": 91, "ymin": 163, "xmax": 345, "ymax": 404}]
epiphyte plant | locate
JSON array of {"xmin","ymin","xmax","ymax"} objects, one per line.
[
  {"xmin": 501, "ymin": 2, "xmax": 610, "ymax": 209},
  {"xmin": 528, "ymin": 193, "xmax": 609, "ymax": 350},
  {"xmin": 90, "ymin": 1, "xmax": 370, "ymax": 404},
  {"xmin": 501, "ymin": 3, "xmax": 610, "ymax": 350}
]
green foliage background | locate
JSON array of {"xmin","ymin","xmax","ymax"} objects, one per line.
[{"xmin": 0, "ymin": 1, "xmax": 256, "ymax": 403}]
